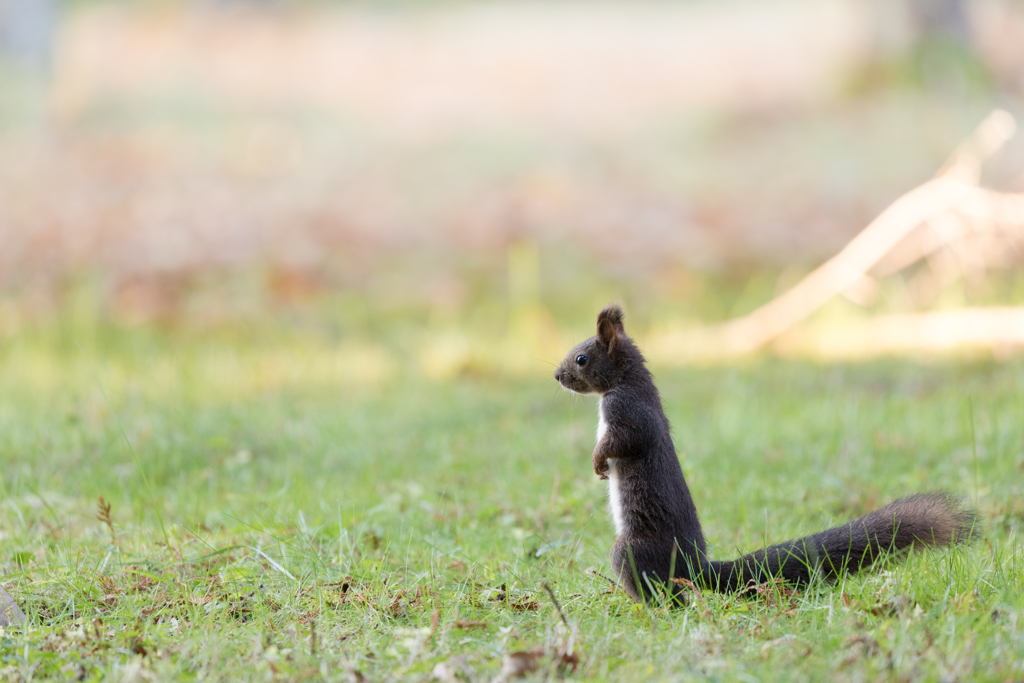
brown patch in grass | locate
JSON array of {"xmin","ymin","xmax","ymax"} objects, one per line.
[
  {"xmin": 454, "ymin": 619, "xmax": 487, "ymax": 629},
  {"xmin": 491, "ymin": 584, "xmax": 539, "ymax": 611}
]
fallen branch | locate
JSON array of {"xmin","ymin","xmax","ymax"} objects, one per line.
[{"xmin": 651, "ymin": 109, "xmax": 1024, "ymax": 360}]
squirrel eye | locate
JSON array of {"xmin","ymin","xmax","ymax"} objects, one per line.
[{"xmin": 576, "ymin": 354, "xmax": 588, "ymax": 366}]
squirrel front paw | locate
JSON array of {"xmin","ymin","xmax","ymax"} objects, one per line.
[{"xmin": 592, "ymin": 453, "xmax": 609, "ymax": 480}]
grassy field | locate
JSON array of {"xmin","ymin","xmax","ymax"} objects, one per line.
[
  {"xmin": 2, "ymin": 1, "xmax": 1023, "ymax": 678},
  {"xmin": 1, "ymin": 318, "xmax": 1023, "ymax": 682}
]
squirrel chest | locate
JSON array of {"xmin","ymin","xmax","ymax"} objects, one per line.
[{"xmin": 598, "ymin": 397, "xmax": 627, "ymax": 536}]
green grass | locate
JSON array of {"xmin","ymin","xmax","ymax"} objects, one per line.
[{"xmin": 2, "ymin": 327, "xmax": 1024, "ymax": 681}]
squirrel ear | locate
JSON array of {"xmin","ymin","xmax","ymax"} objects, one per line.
[{"xmin": 596, "ymin": 304, "xmax": 624, "ymax": 353}]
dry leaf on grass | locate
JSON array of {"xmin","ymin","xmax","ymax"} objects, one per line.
[
  {"xmin": 492, "ymin": 650, "xmax": 542, "ymax": 682},
  {"xmin": 737, "ymin": 578, "xmax": 799, "ymax": 612},
  {"xmin": 557, "ymin": 651, "xmax": 580, "ymax": 674},
  {"xmin": 868, "ymin": 594, "xmax": 912, "ymax": 617},
  {"xmin": 455, "ymin": 619, "xmax": 488, "ymax": 629},
  {"xmin": 491, "ymin": 648, "xmax": 580, "ymax": 682},
  {"xmin": 0, "ymin": 587, "xmax": 25, "ymax": 627},
  {"xmin": 489, "ymin": 584, "xmax": 539, "ymax": 611}
]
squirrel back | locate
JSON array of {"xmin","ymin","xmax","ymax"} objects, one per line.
[{"xmin": 555, "ymin": 304, "xmax": 977, "ymax": 601}]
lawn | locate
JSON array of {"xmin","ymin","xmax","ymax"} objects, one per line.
[{"xmin": 1, "ymin": 323, "xmax": 1023, "ymax": 681}]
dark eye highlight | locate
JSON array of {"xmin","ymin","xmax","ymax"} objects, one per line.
[{"xmin": 576, "ymin": 354, "xmax": 588, "ymax": 366}]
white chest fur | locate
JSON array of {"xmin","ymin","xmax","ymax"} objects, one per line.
[{"xmin": 598, "ymin": 397, "xmax": 625, "ymax": 536}]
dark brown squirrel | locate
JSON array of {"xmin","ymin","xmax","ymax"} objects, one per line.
[{"xmin": 554, "ymin": 304, "xmax": 977, "ymax": 602}]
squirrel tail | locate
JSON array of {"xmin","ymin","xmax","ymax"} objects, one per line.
[{"xmin": 702, "ymin": 492, "xmax": 977, "ymax": 593}]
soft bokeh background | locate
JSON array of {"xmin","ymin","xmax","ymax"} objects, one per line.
[
  {"xmin": 5, "ymin": 5, "xmax": 1024, "ymax": 680},
  {"xmin": 2, "ymin": 0, "xmax": 1024, "ymax": 376}
]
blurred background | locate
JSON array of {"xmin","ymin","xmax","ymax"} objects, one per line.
[{"xmin": 2, "ymin": 0, "xmax": 1024, "ymax": 378}]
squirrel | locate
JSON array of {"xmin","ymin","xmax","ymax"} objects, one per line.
[{"xmin": 554, "ymin": 304, "xmax": 977, "ymax": 602}]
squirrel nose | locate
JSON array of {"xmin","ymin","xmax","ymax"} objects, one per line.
[{"xmin": 554, "ymin": 369, "xmax": 563, "ymax": 382}]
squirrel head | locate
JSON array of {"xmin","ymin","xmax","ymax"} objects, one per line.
[{"xmin": 554, "ymin": 304, "xmax": 629, "ymax": 394}]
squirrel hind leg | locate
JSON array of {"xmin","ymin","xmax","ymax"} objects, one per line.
[
  {"xmin": 610, "ymin": 539, "xmax": 706, "ymax": 603},
  {"xmin": 610, "ymin": 540, "xmax": 663, "ymax": 602}
]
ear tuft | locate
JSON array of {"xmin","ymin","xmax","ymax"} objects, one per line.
[
  {"xmin": 597, "ymin": 304, "xmax": 624, "ymax": 330},
  {"xmin": 596, "ymin": 304, "xmax": 624, "ymax": 353}
]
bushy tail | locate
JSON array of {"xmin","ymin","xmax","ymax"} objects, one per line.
[{"xmin": 702, "ymin": 492, "xmax": 977, "ymax": 593}]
